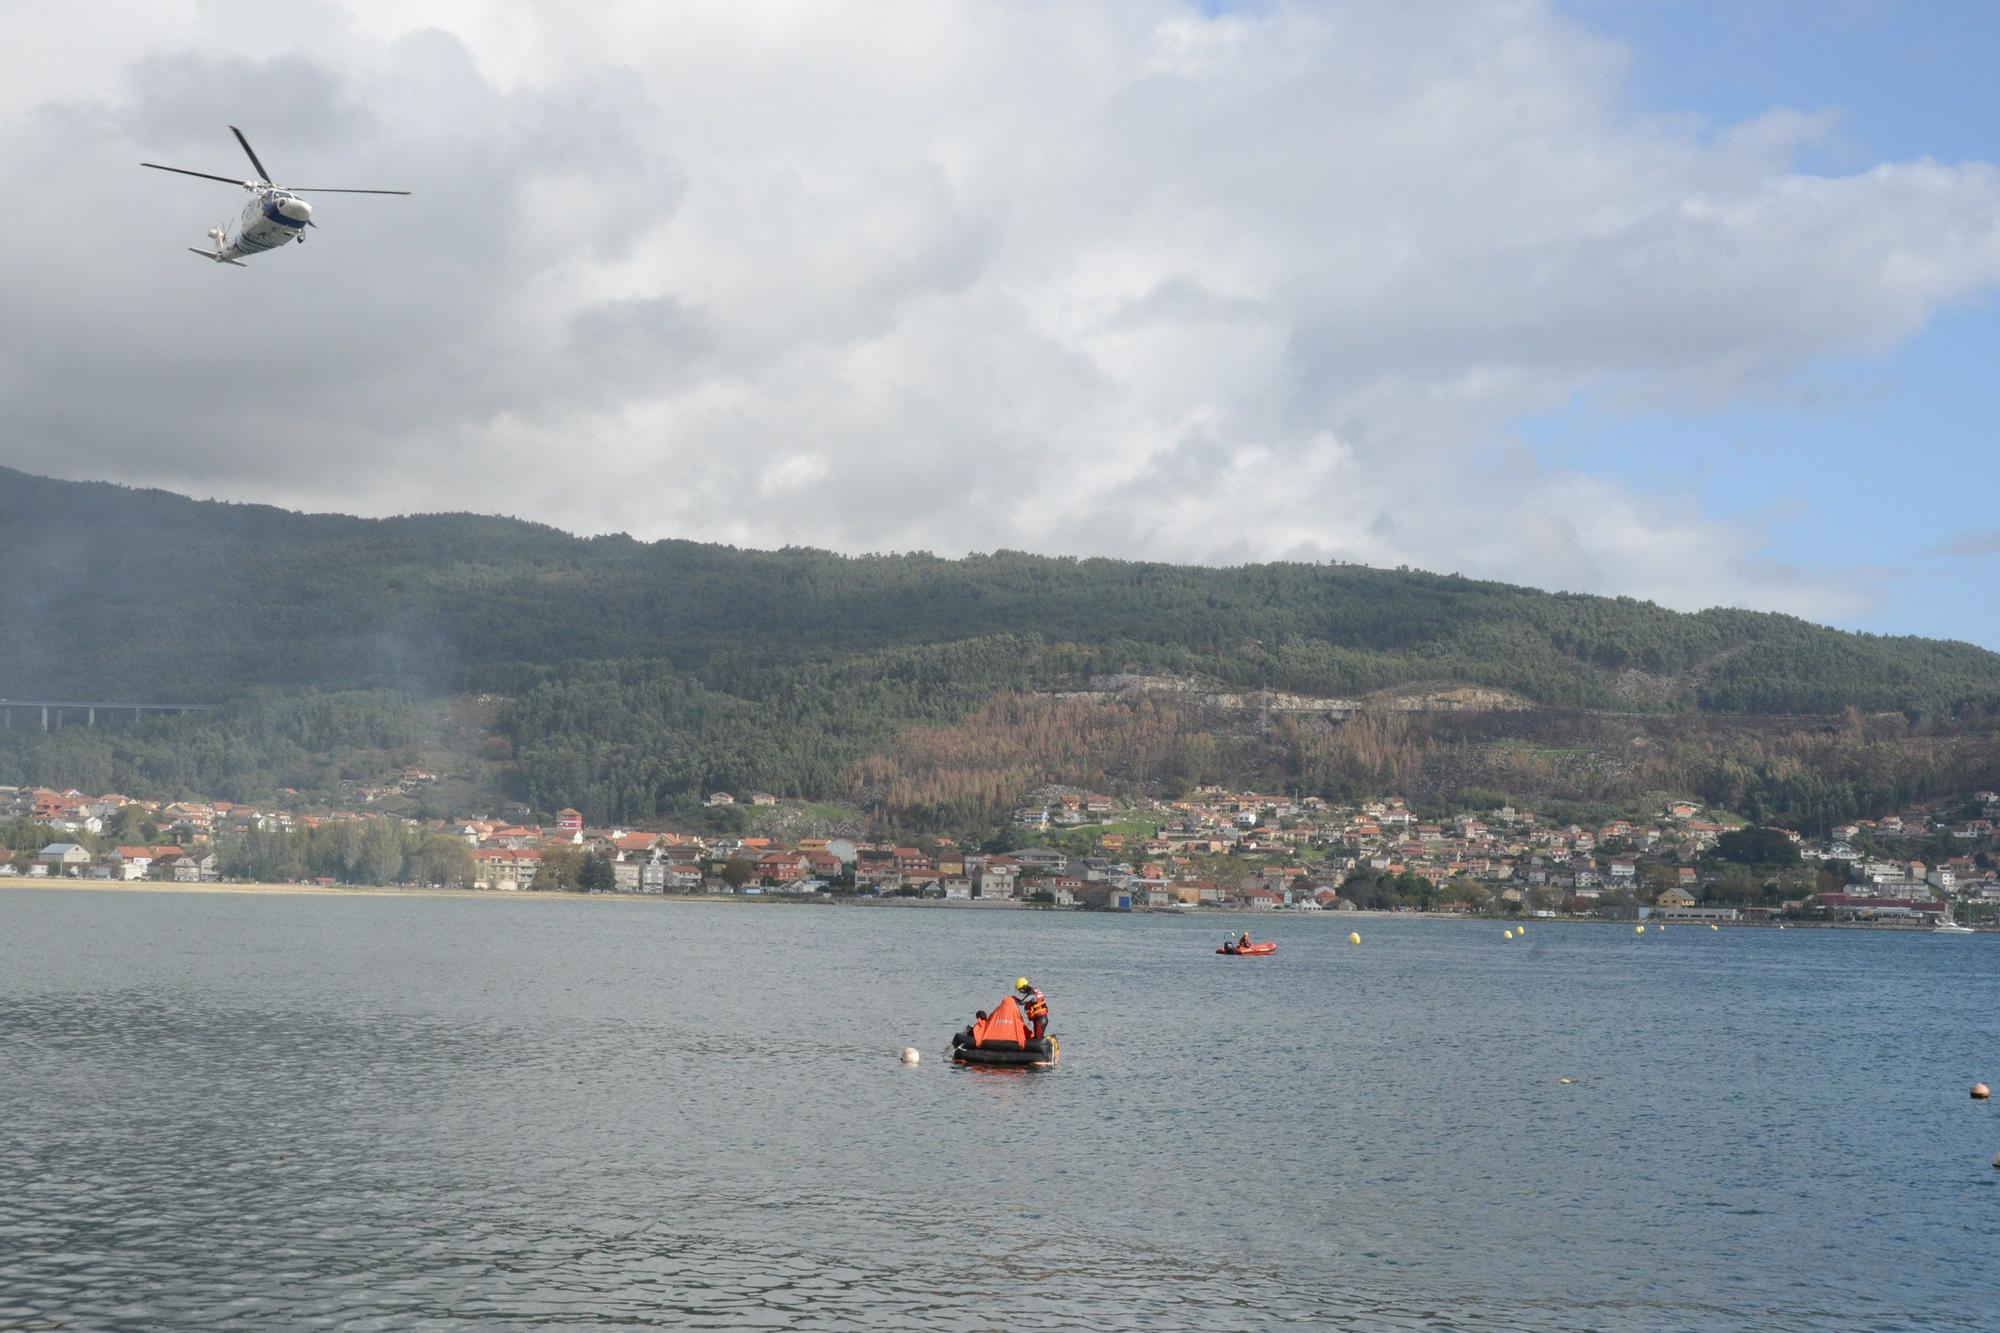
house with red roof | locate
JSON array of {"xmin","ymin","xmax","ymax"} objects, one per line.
[
  {"xmin": 107, "ymin": 846, "xmax": 155, "ymax": 880},
  {"xmin": 755, "ymin": 850, "xmax": 809, "ymax": 884},
  {"xmin": 610, "ymin": 832, "xmax": 657, "ymax": 857}
]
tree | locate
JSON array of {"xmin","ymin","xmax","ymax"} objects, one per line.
[
  {"xmin": 720, "ymin": 857, "xmax": 757, "ymax": 889},
  {"xmin": 218, "ymin": 828, "xmax": 308, "ymax": 883},
  {"xmin": 1775, "ymin": 865, "xmax": 1822, "ymax": 903},
  {"xmin": 539, "ymin": 844, "xmax": 585, "ymax": 891},
  {"xmin": 578, "ymin": 850, "xmax": 616, "ymax": 892},
  {"xmin": 412, "ymin": 834, "xmax": 474, "ymax": 888},
  {"xmin": 1708, "ymin": 865, "xmax": 1762, "ymax": 905},
  {"xmin": 353, "ymin": 818, "xmax": 406, "ymax": 885},
  {"xmin": 108, "ymin": 804, "xmax": 153, "ymax": 844},
  {"xmin": 0, "ymin": 821, "xmax": 62, "ymax": 853},
  {"xmin": 1715, "ymin": 826, "xmax": 1802, "ymax": 867},
  {"xmin": 701, "ymin": 804, "xmax": 751, "ymax": 836}
]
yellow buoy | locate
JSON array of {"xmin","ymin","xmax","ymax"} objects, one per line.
[
  {"xmin": 1711, "ymin": 924, "xmax": 1719, "ymax": 931},
  {"xmin": 1349, "ymin": 931, "xmax": 1361, "ymax": 945},
  {"xmin": 1517, "ymin": 926, "xmax": 1527, "ymax": 936},
  {"xmin": 1974, "ymin": 1083, "xmax": 1991, "ymax": 1100},
  {"xmin": 1503, "ymin": 929, "xmax": 1513, "ymax": 940},
  {"xmin": 1635, "ymin": 924, "xmax": 1645, "ymax": 934},
  {"xmin": 1558, "ymin": 1077, "xmax": 1572, "ymax": 1085}
]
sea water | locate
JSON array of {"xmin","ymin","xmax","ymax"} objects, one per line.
[{"xmin": 2, "ymin": 889, "xmax": 1996, "ymax": 1329}]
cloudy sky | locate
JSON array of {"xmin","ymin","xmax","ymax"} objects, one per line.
[{"xmin": 4, "ymin": 0, "xmax": 1998, "ymax": 644}]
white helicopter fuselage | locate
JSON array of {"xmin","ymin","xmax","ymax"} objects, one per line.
[{"xmin": 209, "ymin": 189, "xmax": 312, "ymax": 261}]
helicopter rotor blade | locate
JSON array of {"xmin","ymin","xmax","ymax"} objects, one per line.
[
  {"xmin": 286, "ymin": 187, "xmax": 414, "ymax": 195},
  {"xmin": 141, "ymin": 163, "xmax": 252, "ymax": 187},
  {"xmin": 229, "ymin": 125, "xmax": 273, "ymax": 182}
]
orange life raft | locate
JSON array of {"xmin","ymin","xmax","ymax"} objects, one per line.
[
  {"xmin": 949, "ymin": 995, "xmax": 1059, "ymax": 1067},
  {"xmin": 1217, "ymin": 941, "xmax": 1278, "ymax": 955}
]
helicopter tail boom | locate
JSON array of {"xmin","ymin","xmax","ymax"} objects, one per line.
[{"xmin": 187, "ymin": 247, "xmax": 248, "ymax": 268}]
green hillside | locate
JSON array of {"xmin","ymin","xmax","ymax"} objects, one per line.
[
  {"xmin": 3, "ymin": 466, "xmax": 1998, "ymax": 827},
  {"xmin": 5, "ymin": 466, "xmax": 1997, "ymax": 711}
]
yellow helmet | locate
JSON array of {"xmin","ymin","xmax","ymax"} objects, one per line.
[{"xmin": 1016, "ymin": 977, "xmax": 1030, "ymax": 990}]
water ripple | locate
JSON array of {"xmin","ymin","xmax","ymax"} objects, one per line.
[{"xmin": 3, "ymin": 890, "xmax": 1996, "ymax": 1329}]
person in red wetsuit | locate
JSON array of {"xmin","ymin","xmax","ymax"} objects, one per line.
[{"xmin": 1015, "ymin": 977, "xmax": 1048, "ymax": 1040}]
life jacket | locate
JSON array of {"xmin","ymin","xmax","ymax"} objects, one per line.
[{"xmin": 1019, "ymin": 986, "xmax": 1048, "ymax": 1022}]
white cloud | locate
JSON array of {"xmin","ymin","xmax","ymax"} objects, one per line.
[{"xmin": 3, "ymin": 0, "xmax": 1999, "ymax": 623}]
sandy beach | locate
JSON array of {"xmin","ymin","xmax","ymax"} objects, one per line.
[
  {"xmin": 0, "ymin": 880, "xmax": 1038, "ymax": 908},
  {"xmin": 0, "ymin": 879, "xmax": 681, "ymax": 903},
  {"xmin": 0, "ymin": 880, "xmax": 1374, "ymax": 914}
]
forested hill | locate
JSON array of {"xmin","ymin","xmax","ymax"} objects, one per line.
[{"xmin": 5, "ymin": 465, "xmax": 1999, "ymax": 716}]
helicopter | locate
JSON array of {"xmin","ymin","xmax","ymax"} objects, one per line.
[{"xmin": 141, "ymin": 126, "xmax": 409, "ymax": 265}]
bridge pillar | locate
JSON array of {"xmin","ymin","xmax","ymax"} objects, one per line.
[
  {"xmin": 87, "ymin": 707, "xmax": 95, "ymax": 727},
  {"xmin": 41, "ymin": 706, "xmax": 48, "ymax": 732}
]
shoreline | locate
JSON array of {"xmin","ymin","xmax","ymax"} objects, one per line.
[
  {"xmin": 0, "ymin": 880, "xmax": 1035, "ymax": 906},
  {"xmin": 2, "ymin": 878, "xmax": 571, "ymax": 902},
  {"xmin": 0, "ymin": 880, "xmax": 1982, "ymax": 930}
]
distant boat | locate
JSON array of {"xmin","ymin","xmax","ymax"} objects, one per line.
[{"xmin": 1933, "ymin": 900, "xmax": 1974, "ymax": 934}]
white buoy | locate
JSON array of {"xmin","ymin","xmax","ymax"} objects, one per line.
[{"xmin": 899, "ymin": 1046, "xmax": 921, "ymax": 1065}]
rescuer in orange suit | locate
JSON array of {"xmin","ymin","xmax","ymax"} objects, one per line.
[{"xmin": 1015, "ymin": 977, "xmax": 1048, "ymax": 1040}]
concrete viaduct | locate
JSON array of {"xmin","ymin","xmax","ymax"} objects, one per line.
[{"xmin": 0, "ymin": 700, "xmax": 218, "ymax": 731}]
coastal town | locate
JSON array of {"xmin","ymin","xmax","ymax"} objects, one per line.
[{"xmin": 5, "ymin": 780, "xmax": 1996, "ymax": 928}]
